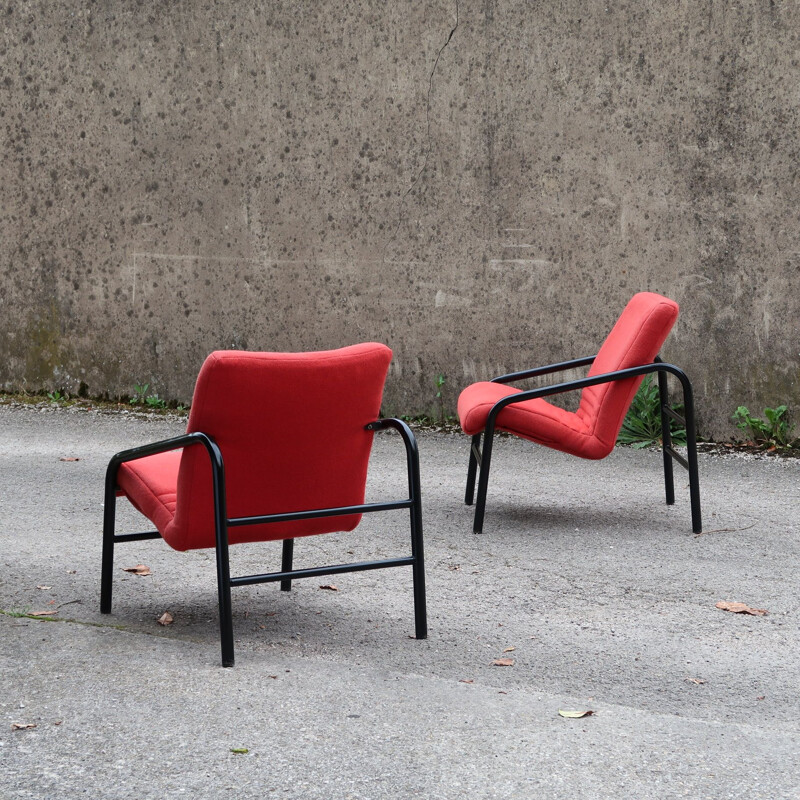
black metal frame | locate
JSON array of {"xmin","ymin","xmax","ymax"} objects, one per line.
[
  {"xmin": 464, "ymin": 355, "xmax": 702, "ymax": 535},
  {"xmin": 101, "ymin": 418, "xmax": 426, "ymax": 667}
]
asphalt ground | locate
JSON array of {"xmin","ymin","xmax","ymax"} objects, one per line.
[{"xmin": 1, "ymin": 403, "xmax": 798, "ymax": 799}]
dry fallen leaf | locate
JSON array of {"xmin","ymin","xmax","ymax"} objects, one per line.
[
  {"xmin": 503, "ymin": 646, "xmax": 516, "ymax": 653},
  {"xmin": 11, "ymin": 723, "xmax": 37, "ymax": 730},
  {"xmin": 492, "ymin": 658, "xmax": 515, "ymax": 667},
  {"xmin": 459, "ymin": 679, "xmax": 474, "ymax": 684},
  {"xmin": 59, "ymin": 457, "xmax": 80, "ymax": 462},
  {"xmin": 36, "ymin": 585, "xmax": 52, "ymax": 590},
  {"xmin": 319, "ymin": 584, "xmax": 339, "ymax": 591},
  {"xmin": 685, "ymin": 678, "xmax": 706, "ymax": 685},
  {"xmin": 558, "ymin": 710, "xmax": 594, "ymax": 719},
  {"xmin": 715, "ymin": 601, "xmax": 768, "ymax": 616},
  {"xmin": 29, "ymin": 610, "xmax": 57, "ymax": 617},
  {"xmin": 157, "ymin": 612, "xmax": 173, "ymax": 626},
  {"xmin": 122, "ymin": 565, "xmax": 152, "ymax": 576}
]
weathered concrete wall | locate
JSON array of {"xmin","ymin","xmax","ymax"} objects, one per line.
[{"xmin": 1, "ymin": 1, "xmax": 798, "ymax": 438}]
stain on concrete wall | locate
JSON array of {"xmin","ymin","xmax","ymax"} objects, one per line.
[{"xmin": 1, "ymin": 1, "xmax": 798, "ymax": 438}]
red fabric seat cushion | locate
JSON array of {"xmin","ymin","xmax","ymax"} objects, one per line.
[
  {"xmin": 457, "ymin": 293, "xmax": 679, "ymax": 460},
  {"xmin": 117, "ymin": 450, "xmax": 181, "ymax": 534},
  {"xmin": 457, "ymin": 382, "xmax": 607, "ymax": 458}
]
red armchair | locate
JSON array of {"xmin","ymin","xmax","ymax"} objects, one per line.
[
  {"xmin": 101, "ymin": 343, "xmax": 426, "ymax": 666},
  {"xmin": 458, "ymin": 292, "xmax": 701, "ymax": 534}
]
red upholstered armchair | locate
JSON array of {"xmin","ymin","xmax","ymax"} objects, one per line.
[
  {"xmin": 458, "ymin": 292, "xmax": 701, "ymax": 534},
  {"xmin": 101, "ymin": 343, "xmax": 426, "ymax": 667}
]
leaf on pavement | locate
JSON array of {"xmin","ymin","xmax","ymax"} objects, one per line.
[
  {"xmin": 558, "ymin": 710, "xmax": 594, "ymax": 719},
  {"xmin": 36, "ymin": 585, "xmax": 52, "ymax": 590},
  {"xmin": 11, "ymin": 723, "xmax": 37, "ymax": 730},
  {"xmin": 492, "ymin": 658, "xmax": 515, "ymax": 667},
  {"xmin": 230, "ymin": 748, "xmax": 249, "ymax": 754},
  {"xmin": 715, "ymin": 601, "xmax": 768, "ymax": 616},
  {"xmin": 319, "ymin": 584, "xmax": 339, "ymax": 591},
  {"xmin": 157, "ymin": 612, "xmax": 173, "ymax": 626},
  {"xmin": 685, "ymin": 678, "xmax": 706, "ymax": 685},
  {"xmin": 59, "ymin": 457, "xmax": 80, "ymax": 462},
  {"xmin": 503, "ymin": 646, "xmax": 516, "ymax": 653},
  {"xmin": 30, "ymin": 610, "xmax": 57, "ymax": 617},
  {"xmin": 122, "ymin": 565, "xmax": 151, "ymax": 576}
]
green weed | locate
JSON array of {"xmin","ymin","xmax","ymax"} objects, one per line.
[
  {"xmin": 129, "ymin": 383, "xmax": 150, "ymax": 405},
  {"xmin": 733, "ymin": 405, "xmax": 796, "ymax": 449},
  {"xmin": 618, "ymin": 375, "xmax": 687, "ymax": 449}
]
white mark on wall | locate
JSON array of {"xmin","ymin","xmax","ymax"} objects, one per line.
[
  {"xmin": 462, "ymin": 357, "xmax": 477, "ymax": 383},
  {"xmin": 488, "ymin": 258, "xmax": 553, "ymax": 268},
  {"xmin": 620, "ymin": 199, "xmax": 629, "ymax": 239},
  {"xmin": 435, "ymin": 290, "xmax": 473, "ymax": 308}
]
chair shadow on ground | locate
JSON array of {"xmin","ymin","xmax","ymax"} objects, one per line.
[{"xmin": 469, "ymin": 500, "xmax": 690, "ymax": 539}]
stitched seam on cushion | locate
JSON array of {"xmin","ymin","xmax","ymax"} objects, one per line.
[
  {"xmin": 119, "ymin": 465, "xmax": 177, "ymax": 533},
  {"xmin": 499, "ymin": 403, "xmax": 593, "ymax": 440}
]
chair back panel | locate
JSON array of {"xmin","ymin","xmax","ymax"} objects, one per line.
[
  {"xmin": 577, "ymin": 292, "xmax": 679, "ymax": 452},
  {"xmin": 164, "ymin": 343, "xmax": 392, "ymax": 550}
]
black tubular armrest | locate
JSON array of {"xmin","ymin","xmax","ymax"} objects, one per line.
[
  {"xmin": 105, "ymin": 431, "xmax": 224, "ymax": 493},
  {"xmin": 365, "ymin": 417, "xmax": 420, "ymax": 466},
  {"xmin": 491, "ymin": 355, "xmax": 597, "ymax": 384},
  {"xmin": 108, "ymin": 431, "xmax": 216, "ymax": 466},
  {"xmin": 487, "ymin": 362, "xmax": 693, "ymax": 423}
]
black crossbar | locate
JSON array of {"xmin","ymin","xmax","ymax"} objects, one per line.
[
  {"xmin": 229, "ymin": 556, "xmax": 415, "ymax": 588},
  {"xmin": 661, "ymin": 405, "xmax": 686, "ymax": 425},
  {"xmin": 113, "ymin": 531, "xmax": 162, "ymax": 543},
  {"xmin": 227, "ymin": 499, "xmax": 412, "ymax": 528},
  {"xmin": 664, "ymin": 445, "xmax": 689, "ymax": 470}
]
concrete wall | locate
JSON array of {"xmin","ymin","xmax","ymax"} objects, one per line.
[{"xmin": 1, "ymin": 0, "xmax": 798, "ymax": 439}]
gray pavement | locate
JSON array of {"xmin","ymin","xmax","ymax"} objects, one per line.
[{"xmin": 0, "ymin": 403, "xmax": 798, "ymax": 799}]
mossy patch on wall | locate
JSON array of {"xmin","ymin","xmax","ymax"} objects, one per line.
[{"xmin": 23, "ymin": 302, "xmax": 73, "ymax": 389}]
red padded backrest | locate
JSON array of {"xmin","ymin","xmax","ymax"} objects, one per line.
[
  {"xmin": 576, "ymin": 292, "xmax": 679, "ymax": 452},
  {"xmin": 163, "ymin": 343, "xmax": 392, "ymax": 551}
]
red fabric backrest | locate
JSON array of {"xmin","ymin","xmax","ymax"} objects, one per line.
[
  {"xmin": 576, "ymin": 292, "xmax": 679, "ymax": 452},
  {"xmin": 165, "ymin": 343, "xmax": 392, "ymax": 551}
]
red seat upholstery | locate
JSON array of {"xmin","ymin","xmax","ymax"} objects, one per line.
[
  {"xmin": 457, "ymin": 292, "xmax": 701, "ymax": 534},
  {"xmin": 459, "ymin": 293, "xmax": 679, "ymax": 459},
  {"xmin": 102, "ymin": 343, "xmax": 427, "ymax": 666}
]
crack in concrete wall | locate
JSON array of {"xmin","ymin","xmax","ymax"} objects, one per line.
[{"xmin": 383, "ymin": 0, "xmax": 460, "ymax": 263}]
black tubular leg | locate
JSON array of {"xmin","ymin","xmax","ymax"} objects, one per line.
[
  {"xmin": 473, "ymin": 424, "xmax": 495, "ymax": 534},
  {"xmin": 682, "ymin": 381, "xmax": 702, "ymax": 534},
  {"xmin": 215, "ymin": 539, "xmax": 234, "ymax": 668},
  {"xmin": 100, "ymin": 461, "xmax": 119, "ymax": 614},
  {"xmin": 280, "ymin": 539, "xmax": 294, "ymax": 592},
  {"xmin": 209, "ymin": 453, "xmax": 234, "ymax": 667},
  {"xmin": 657, "ymin": 367, "xmax": 676, "ymax": 506},
  {"xmin": 465, "ymin": 434, "xmax": 481, "ymax": 505},
  {"xmin": 409, "ymin": 440, "xmax": 427, "ymax": 640},
  {"xmin": 386, "ymin": 418, "xmax": 427, "ymax": 639}
]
